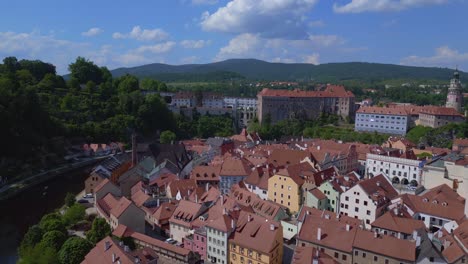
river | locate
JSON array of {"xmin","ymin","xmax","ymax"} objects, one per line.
[{"xmin": 0, "ymin": 169, "xmax": 89, "ymax": 264}]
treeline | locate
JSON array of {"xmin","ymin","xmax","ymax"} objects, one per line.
[
  {"xmin": 248, "ymin": 114, "xmax": 388, "ymax": 145},
  {"xmin": 18, "ymin": 194, "xmax": 113, "ymax": 264},
  {"xmin": 406, "ymin": 123, "xmax": 468, "ymax": 148}
]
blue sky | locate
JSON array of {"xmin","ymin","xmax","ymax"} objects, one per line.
[{"xmin": 1, "ymin": 0, "xmax": 467, "ymax": 73}]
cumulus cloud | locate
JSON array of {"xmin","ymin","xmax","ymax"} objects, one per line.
[
  {"xmin": 201, "ymin": 0, "xmax": 318, "ymax": 39},
  {"xmin": 400, "ymin": 46, "xmax": 468, "ymax": 69},
  {"xmin": 134, "ymin": 42, "xmax": 176, "ymax": 54},
  {"xmin": 180, "ymin": 39, "xmax": 211, "ymax": 49},
  {"xmin": 333, "ymin": 0, "xmax": 448, "ymax": 13},
  {"xmin": 215, "ymin": 33, "xmax": 344, "ymax": 63},
  {"xmin": 112, "ymin": 26, "xmax": 169, "ymax": 41},
  {"xmin": 81, "ymin": 27, "xmax": 103, "ymax": 37}
]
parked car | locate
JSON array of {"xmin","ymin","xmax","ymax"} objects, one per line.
[
  {"xmin": 83, "ymin": 193, "xmax": 93, "ymax": 198},
  {"xmin": 165, "ymin": 238, "xmax": 177, "ymax": 244},
  {"xmin": 77, "ymin": 199, "xmax": 89, "ymax": 204}
]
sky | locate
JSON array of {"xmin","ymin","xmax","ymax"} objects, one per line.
[{"xmin": 1, "ymin": 0, "xmax": 468, "ymax": 73}]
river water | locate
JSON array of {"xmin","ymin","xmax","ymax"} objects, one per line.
[{"xmin": 0, "ymin": 170, "xmax": 89, "ymax": 264}]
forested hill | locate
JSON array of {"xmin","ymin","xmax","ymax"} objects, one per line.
[{"xmin": 111, "ymin": 59, "xmax": 467, "ymax": 82}]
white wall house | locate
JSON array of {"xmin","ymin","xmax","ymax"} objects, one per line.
[{"xmin": 366, "ymin": 153, "xmax": 424, "ymax": 186}]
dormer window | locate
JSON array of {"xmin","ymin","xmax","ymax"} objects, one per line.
[
  {"xmin": 423, "ymin": 198, "xmax": 429, "ymax": 202},
  {"xmin": 442, "ymin": 202, "xmax": 447, "ymax": 206},
  {"xmin": 432, "ymin": 200, "xmax": 438, "ymax": 204}
]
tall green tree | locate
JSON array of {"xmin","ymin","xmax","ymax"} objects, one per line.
[
  {"xmin": 160, "ymin": 130, "xmax": 176, "ymax": 143},
  {"xmin": 86, "ymin": 218, "xmax": 111, "ymax": 244},
  {"xmin": 40, "ymin": 230, "xmax": 67, "ymax": 251},
  {"xmin": 68, "ymin": 57, "xmax": 103, "ymax": 84},
  {"xmin": 63, "ymin": 204, "xmax": 86, "ymax": 226},
  {"xmin": 58, "ymin": 237, "xmax": 93, "ymax": 264},
  {"xmin": 18, "ymin": 225, "xmax": 43, "ymax": 257}
]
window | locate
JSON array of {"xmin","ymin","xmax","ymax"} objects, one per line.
[
  {"xmin": 374, "ymin": 256, "xmax": 378, "ymax": 261},
  {"xmin": 385, "ymin": 259, "xmax": 389, "ymax": 264},
  {"xmin": 334, "ymin": 252, "xmax": 339, "ymax": 258},
  {"xmin": 367, "ymin": 210, "xmax": 371, "ymax": 215},
  {"xmin": 355, "ymin": 199, "xmax": 359, "ymax": 203},
  {"xmin": 355, "ymin": 207, "xmax": 359, "ymax": 212},
  {"xmin": 364, "ymin": 201, "xmax": 368, "ymax": 206},
  {"xmin": 342, "ymin": 255, "xmax": 347, "ymax": 261},
  {"xmin": 345, "ymin": 196, "xmax": 349, "ymax": 201},
  {"xmin": 362, "ymin": 253, "xmax": 366, "ymax": 258},
  {"xmin": 354, "ymin": 250, "xmax": 358, "ymax": 256}
]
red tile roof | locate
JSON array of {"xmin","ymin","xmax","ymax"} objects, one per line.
[
  {"xmin": 356, "ymin": 106, "xmax": 409, "ymax": 115},
  {"xmin": 370, "ymin": 209, "xmax": 425, "ymax": 235},
  {"xmin": 258, "ymin": 85, "xmax": 354, "ymax": 98},
  {"xmin": 190, "ymin": 165, "xmax": 221, "ymax": 182},
  {"xmin": 169, "ymin": 200, "xmax": 205, "ymax": 228},
  {"xmin": 267, "ymin": 149, "xmax": 312, "ymax": 167},
  {"xmin": 358, "ymin": 174, "xmax": 398, "ymax": 205},
  {"xmin": 220, "ymin": 157, "xmax": 252, "ymax": 176},
  {"xmin": 292, "ymin": 246, "xmax": 338, "ymax": 264},
  {"xmin": 353, "ymin": 229, "xmax": 416, "ymax": 262},
  {"xmin": 309, "ymin": 188, "xmax": 327, "ymax": 200},
  {"xmin": 419, "ymin": 106, "xmax": 464, "ymax": 116},
  {"xmin": 97, "ymin": 193, "xmax": 133, "ymax": 218}
]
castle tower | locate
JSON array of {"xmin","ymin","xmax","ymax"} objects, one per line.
[{"xmin": 446, "ymin": 69, "xmax": 463, "ymax": 112}]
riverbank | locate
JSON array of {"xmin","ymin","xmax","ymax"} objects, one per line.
[
  {"xmin": 0, "ymin": 169, "xmax": 90, "ymax": 264},
  {"xmin": 0, "ymin": 156, "xmax": 109, "ymax": 201}
]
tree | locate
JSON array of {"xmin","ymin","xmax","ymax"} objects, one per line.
[
  {"xmin": 40, "ymin": 230, "xmax": 67, "ymax": 251},
  {"xmin": 3, "ymin": 56, "xmax": 20, "ymax": 72},
  {"xmin": 86, "ymin": 218, "xmax": 111, "ymax": 244},
  {"xmin": 158, "ymin": 82, "xmax": 168, "ymax": 92},
  {"xmin": 18, "ymin": 241, "xmax": 59, "ymax": 264},
  {"xmin": 85, "ymin": 81, "xmax": 96, "ymax": 94},
  {"xmin": 63, "ymin": 204, "xmax": 86, "ymax": 226},
  {"xmin": 58, "ymin": 237, "xmax": 93, "ymax": 264},
  {"xmin": 140, "ymin": 78, "xmax": 160, "ymax": 90},
  {"xmin": 39, "ymin": 213, "xmax": 66, "ymax": 234},
  {"xmin": 19, "ymin": 225, "xmax": 43, "ymax": 257},
  {"xmin": 65, "ymin": 192, "xmax": 76, "ymax": 207},
  {"xmin": 117, "ymin": 74, "xmax": 139, "ymax": 94},
  {"xmin": 160, "ymin": 130, "xmax": 176, "ymax": 144},
  {"xmin": 68, "ymin": 57, "xmax": 103, "ymax": 84}
]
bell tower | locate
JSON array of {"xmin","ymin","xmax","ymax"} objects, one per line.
[{"xmin": 446, "ymin": 69, "xmax": 463, "ymax": 112}]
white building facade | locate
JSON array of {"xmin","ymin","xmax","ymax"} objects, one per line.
[{"xmin": 366, "ymin": 153, "xmax": 424, "ymax": 186}]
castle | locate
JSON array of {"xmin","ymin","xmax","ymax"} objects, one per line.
[{"xmin": 446, "ymin": 69, "xmax": 463, "ymax": 112}]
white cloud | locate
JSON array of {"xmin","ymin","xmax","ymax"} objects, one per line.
[
  {"xmin": 192, "ymin": 0, "xmax": 218, "ymax": 4},
  {"xmin": 304, "ymin": 53, "xmax": 320, "ymax": 64},
  {"xmin": 81, "ymin": 27, "xmax": 103, "ymax": 37},
  {"xmin": 215, "ymin": 33, "xmax": 343, "ymax": 63},
  {"xmin": 112, "ymin": 26, "xmax": 169, "ymax": 41},
  {"xmin": 134, "ymin": 42, "xmax": 176, "ymax": 54},
  {"xmin": 201, "ymin": 0, "xmax": 319, "ymax": 39},
  {"xmin": 180, "ymin": 39, "xmax": 211, "ymax": 49},
  {"xmin": 400, "ymin": 46, "xmax": 468, "ymax": 69},
  {"xmin": 333, "ymin": 0, "xmax": 448, "ymax": 13}
]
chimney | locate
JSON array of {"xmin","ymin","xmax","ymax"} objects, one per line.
[
  {"xmin": 105, "ymin": 241, "xmax": 111, "ymax": 251},
  {"xmin": 195, "ymin": 194, "xmax": 198, "ymax": 203},
  {"xmin": 157, "ymin": 198, "xmax": 160, "ymax": 207},
  {"xmin": 317, "ymin": 228, "xmax": 322, "ymax": 241},
  {"xmin": 443, "ymin": 239, "xmax": 451, "ymax": 249},
  {"xmin": 131, "ymin": 132, "xmax": 137, "ymax": 167},
  {"xmin": 112, "ymin": 253, "xmax": 116, "ymax": 262},
  {"xmin": 248, "ymin": 214, "xmax": 252, "ymax": 222},
  {"xmin": 206, "ymin": 183, "xmax": 210, "ymax": 192},
  {"xmin": 231, "ymin": 219, "xmax": 235, "ymax": 230},
  {"xmin": 124, "ymin": 245, "xmax": 130, "ymax": 252},
  {"xmin": 346, "ymin": 224, "xmax": 350, "ymax": 231},
  {"xmin": 312, "ymin": 250, "xmax": 319, "ymax": 264},
  {"xmin": 416, "ymin": 236, "xmax": 421, "ymax": 247},
  {"xmin": 376, "ymin": 181, "xmax": 381, "ymax": 187},
  {"xmin": 223, "ymin": 208, "xmax": 227, "ymax": 215},
  {"xmin": 412, "ymin": 230, "xmax": 418, "ymax": 240},
  {"xmin": 270, "ymin": 224, "xmax": 275, "ymax": 231},
  {"xmin": 393, "ymin": 207, "xmax": 399, "ymax": 215},
  {"xmin": 374, "ymin": 231, "xmax": 378, "ymax": 238},
  {"xmin": 317, "ymin": 146, "xmax": 321, "ymax": 150}
]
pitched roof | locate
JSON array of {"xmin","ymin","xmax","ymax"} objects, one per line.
[
  {"xmin": 244, "ymin": 165, "xmax": 273, "ymax": 190},
  {"xmin": 453, "ymin": 138, "xmax": 468, "ymax": 146},
  {"xmin": 166, "ymin": 179, "xmax": 198, "ymax": 198},
  {"xmin": 97, "ymin": 193, "xmax": 133, "ymax": 218},
  {"xmin": 229, "ymin": 211, "xmax": 282, "ymax": 255},
  {"xmin": 220, "ymin": 157, "xmax": 252, "ymax": 176},
  {"xmin": 206, "ymin": 214, "xmax": 235, "ymax": 233},
  {"xmin": 297, "ymin": 208, "xmax": 361, "ymax": 253},
  {"xmin": 371, "ymin": 209, "xmax": 426, "ymax": 235},
  {"xmin": 419, "ymin": 106, "xmax": 464, "ymax": 116},
  {"xmin": 82, "ymin": 236, "xmax": 158, "ymax": 264},
  {"xmin": 267, "ymin": 149, "xmax": 312, "ymax": 167},
  {"xmin": 292, "ymin": 246, "xmax": 338, "ymax": 264},
  {"xmin": 357, "ymin": 106, "xmax": 409, "ymax": 115},
  {"xmin": 230, "ymin": 184, "xmax": 285, "ymax": 220},
  {"xmin": 169, "ymin": 200, "xmax": 204, "ymax": 228},
  {"xmin": 258, "ymin": 85, "xmax": 354, "ymax": 98},
  {"xmin": 309, "ymin": 188, "xmax": 327, "ymax": 200},
  {"xmin": 399, "ymin": 184, "xmax": 466, "ymax": 221},
  {"xmin": 432, "ymin": 228, "xmax": 466, "ymax": 263},
  {"xmin": 276, "ymin": 162, "xmax": 315, "ymax": 186},
  {"xmin": 353, "ymin": 230, "xmax": 416, "ymax": 262},
  {"xmin": 148, "ymin": 172, "xmax": 178, "ymax": 187},
  {"xmin": 152, "ymin": 200, "xmax": 178, "ymax": 221},
  {"xmin": 453, "ymin": 220, "xmax": 468, "ymax": 256},
  {"xmin": 130, "ymin": 181, "xmax": 151, "ymax": 207},
  {"xmin": 358, "ymin": 174, "xmax": 398, "ymax": 205},
  {"xmin": 190, "ymin": 165, "xmax": 221, "ymax": 182}
]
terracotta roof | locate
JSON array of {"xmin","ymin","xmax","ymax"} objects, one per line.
[
  {"xmin": 258, "ymin": 85, "xmax": 354, "ymax": 98},
  {"xmin": 453, "ymin": 138, "xmax": 468, "ymax": 146},
  {"xmin": 152, "ymin": 200, "xmax": 178, "ymax": 222},
  {"xmin": 310, "ymin": 167, "xmax": 339, "ymax": 187},
  {"xmin": 220, "ymin": 157, "xmax": 252, "ymax": 176},
  {"xmin": 371, "ymin": 209, "xmax": 426, "ymax": 235},
  {"xmin": 190, "ymin": 165, "xmax": 221, "ymax": 182},
  {"xmin": 130, "ymin": 181, "xmax": 151, "ymax": 207},
  {"xmin": 94, "ymin": 178, "xmax": 111, "ymax": 193},
  {"xmin": 97, "ymin": 193, "xmax": 133, "ymax": 218},
  {"xmin": 206, "ymin": 214, "xmax": 235, "ymax": 233},
  {"xmin": 166, "ymin": 179, "xmax": 198, "ymax": 198},
  {"xmin": 82, "ymin": 236, "xmax": 158, "ymax": 264},
  {"xmin": 453, "ymin": 220, "xmax": 468, "ymax": 256},
  {"xmin": 230, "ymin": 184, "xmax": 285, "ymax": 220},
  {"xmin": 244, "ymin": 165, "xmax": 273, "ymax": 190},
  {"xmin": 267, "ymin": 149, "xmax": 311, "ymax": 167},
  {"xmin": 433, "ymin": 228, "xmax": 466, "ymax": 263},
  {"xmin": 173, "ymin": 91, "xmax": 194, "ymax": 99},
  {"xmin": 169, "ymin": 200, "xmax": 204, "ymax": 228},
  {"xmin": 229, "ymin": 211, "xmax": 283, "ymax": 255},
  {"xmin": 419, "ymin": 106, "xmax": 464, "ymax": 116},
  {"xmin": 357, "ymin": 106, "xmax": 409, "ymax": 115},
  {"xmin": 292, "ymin": 246, "xmax": 338, "ymax": 264},
  {"xmin": 297, "ymin": 208, "xmax": 361, "ymax": 253},
  {"xmin": 399, "ymin": 184, "xmax": 466, "ymax": 221},
  {"xmin": 358, "ymin": 174, "xmax": 398, "ymax": 204},
  {"xmin": 353, "ymin": 229, "xmax": 416, "ymax": 262},
  {"xmin": 309, "ymin": 188, "xmax": 327, "ymax": 200},
  {"xmin": 148, "ymin": 172, "xmax": 178, "ymax": 187},
  {"xmin": 277, "ymin": 162, "xmax": 315, "ymax": 186}
]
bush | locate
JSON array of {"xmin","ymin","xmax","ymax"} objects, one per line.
[
  {"xmin": 40, "ymin": 230, "xmax": 67, "ymax": 251},
  {"xmin": 64, "ymin": 192, "xmax": 76, "ymax": 207},
  {"xmin": 86, "ymin": 218, "xmax": 111, "ymax": 244},
  {"xmin": 18, "ymin": 225, "xmax": 43, "ymax": 257},
  {"xmin": 63, "ymin": 204, "xmax": 86, "ymax": 226}
]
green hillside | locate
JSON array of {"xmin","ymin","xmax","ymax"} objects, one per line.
[{"xmin": 110, "ymin": 59, "xmax": 466, "ymax": 82}]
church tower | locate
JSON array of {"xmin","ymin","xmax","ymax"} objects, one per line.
[{"xmin": 446, "ymin": 69, "xmax": 463, "ymax": 112}]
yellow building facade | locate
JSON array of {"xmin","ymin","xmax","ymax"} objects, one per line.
[{"xmin": 268, "ymin": 173, "xmax": 302, "ymax": 213}]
